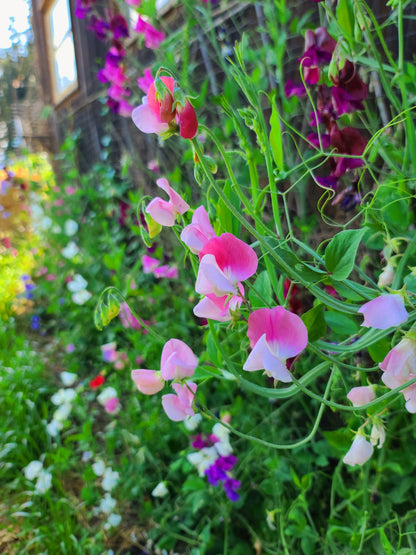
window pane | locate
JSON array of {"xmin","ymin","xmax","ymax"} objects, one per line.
[
  {"xmin": 50, "ymin": 0, "xmax": 71, "ymax": 49},
  {"xmin": 54, "ymin": 35, "xmax": 77, "ymax": 93}
]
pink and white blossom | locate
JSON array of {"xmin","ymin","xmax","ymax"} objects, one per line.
[
  {"xmin": 181, "ymin": 205, "xmax": 216, "ymax": 254},
  {"xmin": 347, "ymin": 386, "xmax": 375, "ymax": 407},
  {"xmin": 343, "ymin": 435, "xmax": 374, "ymax": 466},
  {"xmin": 243, "ymin": 307, "xmax": 308, "ymax": 382},
  {"xmin": 358, "ymin": 294, "xmax": 408, "ymax": 330},
  {"xmin": 162, "ymin": 382, "xmax": 197, "ymax": 421},
  {"xmin": 160, "ymin": 338, "xmax": 198, "ymax": 381},
  {"xmin": 145, "ymin": 178, "xmax": 189, "ymax": 226},
  {"xmin": 193, "ymin": 291, "xmax": 243, "ymax": 322},
  {"xmin": 380, "ymin": 337, "xmax": 416, "ymax": 413}
]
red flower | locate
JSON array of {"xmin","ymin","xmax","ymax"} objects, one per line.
[{"xmin": 89, "ymin": 375, "xmax": 105, "ymax": 389}]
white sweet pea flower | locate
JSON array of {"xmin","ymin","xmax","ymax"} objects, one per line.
[
  {"xmin": 104, "ymin": 513, "xmax": 122, "ymax": 529},
  {"xmin": 64, "ymin": 219, "xmax": 79, "ymax": 236},
  {"xmin": 35, "ymin": 470, "xmax": 52, "ymax": 494},
  {"xmin": 23, "ymin": 460, "xmax": 43, "ymax": 481},
  {"xmin": 99, "ymin": 493, "xmax": 117, "ymax": 514},
  {"xmin": 92, "ymin": 460, "xmax": 106, "ymax": 477},
  {"xmin": 102, "ymin": 467, "xmax": 119, "ymax": 491},
  {"xmin": 72, "ymin": 289, "xmax": 92, "ymax": 305},
  {"xmin": 46, "ymin": 419, "xmax": 61, "ymax": 437},
  {"xmin": 67, "ymin": 274, "xmax": 88, "ymax": 292},
  {"xmin": 61, "ymin": 241, "xmax": 79, "ymax": 259},
  {"xmin": 53, "ymin": 403, "xmax": 72, "ymax": 423},
  {"xmin": 60, "ymin": 372, "xmax": 78, "ymax": 386},
  {"xmin": 183, "ymin": 413, "xmax": 202, "ymax": 431},
  {"xmin": 370, "ymin": 423, "xmax": 386, "ymax": 449},
  {"xmin": 151, "ymin": 482, "xmax": 169, "ymax": 498},
  {"xmin": 187, "ymin": 447, "xmax": 218, "ymax": 477}
]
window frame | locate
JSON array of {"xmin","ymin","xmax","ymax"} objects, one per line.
[{"xmin": 42, "ymin": 0, "xmax": 79, "ymax": 105}]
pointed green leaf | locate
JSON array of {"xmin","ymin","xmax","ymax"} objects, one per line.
[
  {"xmin": 269, "ymin": 91, "xmax": 284, "ymax": 171},
  {"xmin": 325, "ymin": 228, "xmax": 367, "ymax": 280}
]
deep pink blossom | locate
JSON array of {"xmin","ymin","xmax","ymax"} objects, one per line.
[
  {"xmin": 243, "ymin": 307, "xmax": 308, "ymax": 382},
  {"xmin": 105, "ymin": 397, "xmax": 120, "ymax": 414},
  {"xmin": 181, "ymin": 205, "xmax": 217, "ymax": 254},
  {"xmin": 145, "ymin": 178, "xmax": 190, "ymax": 226},
  {"xmin": 134, "ymin": 16, "xmax": 165, "ymax": 49},
  {"xmin": 347, "ymin": 386, "xmax": 375, "ymax": 407},
  {"xmin": 137, "ymin": 68, "xmax": 154, "ymax": 94},
  {"xmin": 162, "ymin": 382, "xmax": 197, "ymax": 421},
  {"xmin": 142, "ymin": 254, "xmax": 160, "ymax": 274},
  {"xmin": 358, "ymin": 294, "xmax": 408, "ymax": 330},
  {"xmin": 330, "ymin": 61, "xmax": 368, "ymax": 115},
  {"xmin": 160, "ymin": 338, "xmax": 198, "ymax": 381},
  {"xmin": 131, "ymin": 369, "xmax": 164, "ymax": 394},
  {"xmin": 299, "ymin": 28, "xmax": 336, "ymax": 85},
  {"xmin": 343, "ymin": 435, "xmax": 374, "ymax": 466},
  {"xmin": 196, "ymin": 233, "xmax": 258, "ymax": 298}
]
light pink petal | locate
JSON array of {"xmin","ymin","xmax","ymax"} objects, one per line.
[
  {"xmin": 162, "ymin": 382, "xmax": 196, "ymax": 421},
  {"xmin": 358, "ymin": 294, "xmax": 408, "ymax": 329},
  {"xmin": 347, "ymin": 386, "xmax": 375, "ymax": 407},
  {"xmin": 262, "ymin": 347, "xmax": 293, "ymax": 382},
  {"xmin": 247, "ymin": 307, "xmax": 308, "ymax": 359},
  {"xmin": 243, "ymin": 334, "xmax": 270, "ymax": 372},
  {"xmin": 160, "ymin": 339, "xmax": 198, "ymax": 381},
  {"xmin": 173, "ymin": 381, "xmax": 197, "ymax": 406},
  {"xmin": 193, "ymin": 293, "xmax": 242, "ymax": 322},
  {"xmin": 132, "ymin": 102, "xmax": 169, "ymax": 135},
  {"xmin": 379, "ymin": 338, "xmax": 416, "ymax": 378},
  {"xmin": 156, "ymin": 178, "xmax": 190, "ymax": 216},
  {"xmin": 381, "ymin": 371, "xmax": 407, "ymax": 390},
  {"xmin": 181, "ymin": 206, "xmax": 217, "ymax": 254},
  {"xmin": 343, "ymin": 435, "xmax": 374, "ymax": 466},
  {"xmin": 145, "ymin": 197, "xmax": 176, "ymax": 226},
  {"xmin": 131, "ymin": 369, "xmax": 164, "ymax": 395},
  {"xmin": 199, "ymin": 233, "xmax": 258, "ymax": 283},
  {"xmin": 105, "ymin": 397, "xmax": 120, "ymax": 413},
  {"xmin": 195, "ymin": 254, "xmax": 236, "ymax": 297}
]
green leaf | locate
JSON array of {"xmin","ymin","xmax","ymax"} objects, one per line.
[
  {"xmin": 248, "ymin": 271, "xmax": 273, "ymax": 308},
  {"xmin": 324, "ymin": 310, "xmax": 359, "ymax": 336},
  {"xmin": 325, "ymin": 228, "xmax": 367, "ymax": 280},
  {"xmin": 269, "ymin": 91, "xmax": 284, "ymax": 171},
  {"xmin": 301, "ymin": 303, "xmax": 327, "ymax": 342},
  {"xmin": 94, "ymin": 287, "xmax": 124, "ymax": 331},
  {"xmin": 336, "ymin": 0, "xmax": 354, "ymax": 36},
  {"xmin": 368, "ymin": 337, "xmax": 391, "ymax": 363}
]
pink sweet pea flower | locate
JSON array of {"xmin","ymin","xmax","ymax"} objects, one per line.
[
  {"xmin": 243, "ymin": 307, "xmax": 308, "ymax": 382},
  {"xmin": 145, "ymin": 178, "xmax": 190, "ymax": 226},
  {"xmin": 343, "ymin": 435, "xmax": 374, "ymax": 466},
  {"xmin": 380, "ymin": 337, "xmax": 416, "ymax": 413},
  {"xmin": 181, "ymin": 205, "xmax": 216, "ymax": 254},
  {"xmin": 160, "ymin": 339, "xmax": 198, "ymax": 381},
  {"xmin": 153, "ymin": 265, "xmax": 178, "ymax": 278},
  {"xmin": 101, "ymin": 342, "xmax": 118, "ymax": 363},
  {"xmin": 193, "ymin": 291, "xmax": 243, "ymax": 322},
  {"xmin": 347, "ymin": 386, "xmax": 375, "ymax": 407},
  {"xmin": 119, "ymin": 302, "xmax": 141, "ymax": 330},
  {"xmin": 131, "ymin": 369, "xmax": 164, "ymax": 394},
  {"xmin": 137, "ymin": 68, "xmax": 154, "ymax": 93},
  {"xmin": 358, "ymin": 294, "xmax": 408, "ymax": 330},
  {"xmin": 196, "ymin": 233, "xmax": 258, "ymax": 298},
  {"xmin": 162, "ymin": 382, "xmax": 197, "ymax": 421},
  {"xmin": 142, "ymin": 254, "xmax": 160, "ymax": 274},
  {"xmin": 132, "ymin": 98, "xmax": 170, "ymax": 135},
  {"xmin": 105, "ymin": 397, "xmax": 120, "ymax": 414},
  {"xmin": 134, "ymin": 16, "xmax": 165, "ymax": 49}
]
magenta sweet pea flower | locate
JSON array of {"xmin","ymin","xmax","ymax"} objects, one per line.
[
  {"xmin": 347, "ymin": 386, "xmax": 375, "ymax": 407},
  {"xmin": 160, "ymin": 338, "xmax": 198, "ymax": 381},
  {"xmin": 358, "ymin": 294, "xmax": 408, "ymax": 330},
  {"xmin": 131, "ymin": 369, "xmax": 164, "ymax": 394},
  {"xmin": 162, "ymin": 382, "xmax": 197, "ymax": 421},
  {"xmin": 142, "ymin": 254, "xmax": 160, "ymax": 274},
  {"xmin": 137, "ymin": 68, "xmax": 154, "ymax": 93},
  {"xmin": 134, "ymin": 16, "xmax": 165, "ymax": 49},
  {"xmin": 196, "ymin": 233, "xmax": 258, "ymax": 298},
  {"xmin": 145, "ymin": 178, "xmax": 190, "ymax": 226},
  {"xmin": 343, "ymin": 435, "xmax": 374, "ymax": 466},
  {"xmin": 243, "ymin": 307, "xmax": 308, "ymax": 382},
  {"xmin": 181, "ymin": 205, "xmax": 217, "ymax": 254}
]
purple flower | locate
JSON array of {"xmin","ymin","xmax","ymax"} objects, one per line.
[
  {"xmin": 31, "ymin": 315, "xmax": 40, "ymax": 330},
  {"xmin": 284, "ymin": 79, "xmax": 307, "ymax": 98},
  {"xmin": 88, "ymin": 15, "xmax": 110, "ymax": 41},
  {"xmin": 223, "ymin": 477, "xmax": 241, "ymax": 501},
  {"xmin": 110, "ymin": 14, "xmax": 129, "ymax": 39}
]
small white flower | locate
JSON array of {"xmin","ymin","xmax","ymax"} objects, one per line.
[
  {"xmin": 60, "ymin": 372, "xmax": 78, "ymax": 387},
  {"xmin": 61, "ymin": 241, "xmax": 79, "ymax": 259},
  {"xmin": 67, "ymin": 274, "xmax": 88, "ymax": 293},
  {"xmin": 92, "ymin": 460, "xmax": 106, "ymax": 477},
  {"xmin": 35, "ymin": 470, "xmax": 52, "ymax": 494},
  {"xmin": 152, "ymin": 482, "xmax": 169, "ymax": 498},
  {"xmin": 99, "ymin": 493, "xmax": 117, "ymax": 514},
  {"xmin": 183, "ymin": 413, "xmax": 202, "ymax": 431},
  {"xmin": 53, "ymin": 403, "xmax": 72, "ymax": 423},
  {"xmin": 370, "ymin": 423, "xmax": 386, "ymax": 449},
  {"xmin": 102, "ymin": 467, "xmax": 119, "ymax": 492},
  {"xmin": 46, "ymin": 420, "xmax": 61, "ymax": 437},
  {"xmin": 23, "ymin": 460, "xmax": 43, "ymax": 481},
  {"xmin": 82, "ymin": 451, "xmax": 93, "ymax": 462},
  {"xmin": 97, "ymin": 387, "xmax": 118, "ymax": 407},
  {"xmin": 378, "ymin": 263, "xmax": 395, "ymax": 288},
  {"xmin": 64, "ymin": 219, "xmax": 79, "ymax": 236},
  {"xmin": 104, "ymin": 513, "xmax": 122, "ymax": 529},
  {"xmin": 72, "ymin": 289, "xmax": 92, "ymax": 305},
  {"xmin": 187, "ymin": 447, "xmax": 218, "ymax": 477}
]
